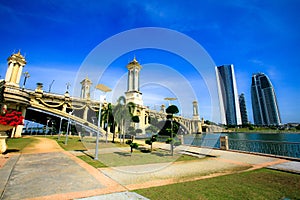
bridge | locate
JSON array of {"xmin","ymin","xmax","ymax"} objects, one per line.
[{"xmin": 0, "ymin": 51, "xmax": 221, "ymax": 138}]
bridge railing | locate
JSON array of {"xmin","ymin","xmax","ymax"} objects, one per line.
[{"xmin": 227, "ymin": 138, "xmax": 300, "ymax": 159}]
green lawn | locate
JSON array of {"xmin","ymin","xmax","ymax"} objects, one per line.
[
  {"xmin": 6, "ymin": 137, "xmax": 37, "ymax": 152},
  {"xmin": 46, "ymin": 136, "xmax": 200, "ymax": 168},
  {"xmin": 47, "ymin": 136, "xmax": 87, "ymax": 151},
  {"xmin": 81, "ymin": 137, "xmax": 129, "ymax": 149},
  {"xmin": 97, "ymin": 149, "xmax": 201, "ymax": 167},
  {"xmin": 77, "ymin": 155, "xmax": 108, "ymax": 168},
  {"xmin": 135, "ymin": 168, "xmax": 300, "ymax": 200}
]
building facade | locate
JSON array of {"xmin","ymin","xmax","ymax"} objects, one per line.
[
  {"xmin": 125, "ymin": 57, "xmax": 143, "ymax": 106},
  {"xmin": 251, "ymin": 73, "xmax": 281, "ymax": 126},
  {"xmin": 216, "ymin": 64, "xmax": 242, "ymax": 125},
  {"xmin": 239, "ymin": 93, "xmax": 248, "ymax": 125}
]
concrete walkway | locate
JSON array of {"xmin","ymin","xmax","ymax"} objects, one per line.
[
  {"xmin": 0, "ymin": 136, "xmax": 299, "ymax": 200},
  {"xmin": 0, "ymin": 137, "xmax": 126, "ymax": 200}
]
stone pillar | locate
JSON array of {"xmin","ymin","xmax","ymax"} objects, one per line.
[
  {"xmin": 220, "ymin": 136, "xmax": 229, "ymax": 150},
  {"xmin": 13, "ymin": 107, "xmax": 27, "ymax": 138},
  {"xmin": 0, "ymin": 134, "xmax": 8, "ymax": 154},
  {"xmin": 5, "ymin": 51, "xmax": 26, "ymax": 87},
  {"xmin": 62, "ymin": 104, "xmax": 67, "ymax": 112},
  {"xmin": 5, "ymin": 62, "xmax": 14, "ymax": 82},
  {"xmin": 80, "ymin": 77, "xmax": 92, "ymax": 99},
  {"xmin": 160, "ymin": 104, "xmax": 165, "ymax": 113},
  {"xmin": 83, "ymin": 106, "xmax": 88, "ymax": 121},
  {"xmin": 139, "ymin": 108, "xmax": 146, "ymax": 133},
  {"xmin": 192, "ymin": 100, "xmax": 200, "ymax": 120},
  {"xmin": 16, "ymin": 64, "xmax": 23, "ymax": 85},
  {"xmin": 14, "ymin": 125, "xmax": 23, "ymax": 138},
  {"xmin": 180, "ymin": 135, "xmax": 184, "ymax": 145}
]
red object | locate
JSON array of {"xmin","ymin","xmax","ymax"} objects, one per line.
[{"xmin": 0, "ymin": 109, "xmax": 24, "ymax": 127}]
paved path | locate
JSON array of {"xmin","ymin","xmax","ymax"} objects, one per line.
[
  {"xmin": 0, "ymin": 136, "xmax": 299, "ymax": 200},
  {"xmin": 0, "ymin": 137, "xmax": 126, "ymax": 200}
]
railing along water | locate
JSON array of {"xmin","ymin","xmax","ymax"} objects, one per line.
[
  {"xmin": 228, "ymin": 139, "xmax": 300, "ymax": 158},
  {"xmin": 182, "ymin": 134, "xmax": 300, "ymax": 159}
]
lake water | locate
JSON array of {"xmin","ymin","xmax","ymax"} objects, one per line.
[
  {"xmin": 223, "ymin": 132, "xmax": 300, "ymax": 142},
  {"xmin": 183, "ymin": 132, "xmax": 300, "ymax": 158}
]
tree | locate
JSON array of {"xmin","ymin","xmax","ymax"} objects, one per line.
[
  {"xmin": 165, "ymin": 105, "xmax": 179, "ymax": 156},
  {"xmin": 166, "ymin": 105, "xmax": 179, "ymax": 116},
  {"xmin": 146, "ymin": 125, "xmax": 159, "ymax": 134},
  {"xmin": 102, "ymin": 103, "xmax": 113, "ymax": 143},
  {"xmin": 113, "ymin": 96, "xmax": 131, "ymax": 144},
  {"xmin": 126, "ymin": 139, "xmax": 139, "ymax": 154},
  {"xmin": 145, "ymin": 134, "xmax": 157, "ymax": 152}
]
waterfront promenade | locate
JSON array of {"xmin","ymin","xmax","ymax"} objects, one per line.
[{"xmin": 0, "ymin": 137, "xmax": 299, "ymax": 199}]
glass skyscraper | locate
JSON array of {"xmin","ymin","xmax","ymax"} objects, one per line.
[
  {"xmin": 239, "ymin": 93, "xmax": 248, "ymax": 125},
  {"xmin": 251, "ymin": 73, "xmax": 281, "ymax": 126},
  {"xmin": 216, "ymin": 64, "xmax": 242, "ymax": 125}
]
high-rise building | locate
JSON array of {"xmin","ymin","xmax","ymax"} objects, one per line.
[
  {"xmin": 215, "ymin": 64, "xmax": 242, "ymax": 125},
  {"xmin": 251, "ymin": 73, "xmax": 281, "ymax": 126},
  {"xmin": 239, "ymin": 93, "xmax": 248, "ymax": 125}
]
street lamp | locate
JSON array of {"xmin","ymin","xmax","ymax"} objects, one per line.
[
  {"xmin": 65, "ymin": 111, "xmax": 73, "ymax": 145},
  {"xmin": 164, "ymin": 97, "xmax": 177, "ymax": 106},
  {"xmin": 45, "ymin": 118, "xmax": 51, "ymax": 136},
  {"xmin": 22, "ymin": 71, "xmax": 30, "ymax": 89},
  {"xmin": 94, "ymin": 84, "xmax": 111, "ymax": 160}
]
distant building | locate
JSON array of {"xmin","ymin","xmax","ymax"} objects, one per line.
[
  {"xmin": 239, "ymin": 93, "xmax": 248, "ymax": 125},
  {"xmin": 251, "ymin": 72, "xmax": 281, "ymax": 126},
  {"xmin": 215, "ymin": 64, "xmax": 242, "ymax": 125},
  {"xmin": 125, "ymin": 57, "xmax": 143, "ymax": 106}
]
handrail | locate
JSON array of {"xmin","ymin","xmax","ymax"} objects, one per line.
[{"xmin": 228, "ymin": 138, "xmax": 300, "ymax": 144}]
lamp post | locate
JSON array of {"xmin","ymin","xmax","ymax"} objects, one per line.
[
  {"xmin": 164, "ymin": 97, "xmax": 177, "ymax": 106},
  {"xmin": 45, "ymin": 119, "xmax": 50, "ymax": 137},
  {"xmin": 65, "ymin": 111, "xmax": 73, "ymax": 145},
  {"xmin": 48, "ymin": 80, "xmax": 55, "ymax": 93},
  {"xmin": 22, "ymin": 71, "xmax": 30, "ymax": 90},
  {"xmin": 94, "ymin": 84, "xmax": 111, "ymax": 160},
  {"xmin": 58, "ymin": 117, "xmax": 63, "ymax": 140}
]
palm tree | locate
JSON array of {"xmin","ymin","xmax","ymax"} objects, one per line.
[
  {"xmin": 113, "ymin": 96, "xmax": 131, "ymax": 143},
  {"xmin": 102, "ymin": 103, "xmax": 113, "ymax": 143},
  {"xmin": 127, "ymin": 102, "xmax": 136, "ymax": 116}
]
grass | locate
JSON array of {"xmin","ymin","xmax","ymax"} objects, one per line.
[
  {"xmin": 45, "ymin": 136, "xmax": 200, "ymax": 167},
  {"xmin": 134, "ymin": 168, "xmax": 300, "ymax": 200},
  {"xmin": 77, "ymin": 155, "xmax": 108, "ymax": 168},
  {"xmin": 6, "ymin": 137, "xmax": 37, "ymax": 152},
  {"xmin": 81, "ymin": 138, "xmax": 128, "ymax": 149},
  {"xmin": 46, "ymin": 136, "xmax": 87, "ymax": 151},
  {"xmin": 97, "ymin": 149, "xmax": 202, "ymax": 167},
  {"xmin": 13, "ymin": 136, "xmax": 210, "ymax": 170}
]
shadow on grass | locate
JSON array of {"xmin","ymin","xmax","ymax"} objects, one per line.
[
  {"xmin": 3, "ymin": 149, "xmax": 20, "ymax": 154},
  {"xmin": 114, "ymin": 151, "xmax": 131, "ymax": 157},
  {"xmin": 74, "ymin": 150, "xmax": 95, "ymax": 159},
  {"xmin": 150, "ymin": 151, "xmax": 171, "ymax": 157}
]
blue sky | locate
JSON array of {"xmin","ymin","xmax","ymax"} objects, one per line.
[{"xmin": 0, "ymin": 0, "xmax": 299, "ymax": 123}]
